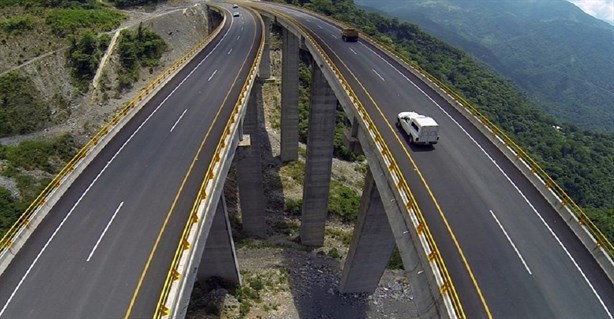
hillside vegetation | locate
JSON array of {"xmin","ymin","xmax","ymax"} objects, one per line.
[
  {"xmin": 0, "ymin": 0, "xmax": 167, "ymax": 238},
  {"xmin": 356, "ymin": 0, "xmax": 614, "ymax": 134},
  {"xmin": 276, "ymin": 0, "xmax": 614, "ymax": 243}
]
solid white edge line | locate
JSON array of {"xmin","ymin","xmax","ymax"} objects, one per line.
[
  {"xmin": 0, "ymin": 17, "xmax": 237, "ymax": 319},
  {"xmin": 490, "ymin": 210, "xmax": 532, "ymax": 275},
  {"xmin": 360, "ymin": 40, "xmax": 613, "ymax": 318},
  {"xmin": 87, "ymin": 202, "xmax": 124, "ymax": 262},
  {"xmin": 170, "ymin": 109, "xmax": 188, "ymax": 132}
]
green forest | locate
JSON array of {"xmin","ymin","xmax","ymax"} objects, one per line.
[
  {"xmin": 277, "ymin": 0, "xmax": 614, "ymax": 243},
  {"xmin": 356, "ymin": 0, "xmax": 614, "ymax": 134}
]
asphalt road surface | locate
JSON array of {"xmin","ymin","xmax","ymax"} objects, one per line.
[
  {"xmin": 257, "ymin": 3, "xmax": 614, "ymax": 318},
  {"xmin": 0, "ymin": 5, "xmax": 261, "ymax": 319}
]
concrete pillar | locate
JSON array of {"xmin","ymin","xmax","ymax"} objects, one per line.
[
  {"xmin": 357, "ymin": 128, "xmax": 440, "ymax": 318},
  {"xmin": 237, "ymin": 82, "xmax": 266, "ymax": 237},
  {"xmin": 344, "ymin": 116, "xmax": 363, "ymax": 155},
  {"xmin": 259, "ymin": 16, "xmax": 271, "ymax": 79},
  {"xmin": 197, "ymin": 195, "xmax": 241, "ymax": 286},
  {"xmin": 340, "ymin": 170, "xmax": 396, "ymax": 293},
  {"xmin": 280, "ymin": 27, "xmax": 300, "ymax": 162},
  {"xmin": 299, "ymin": 62, "xmax": 337, "ymax": 247}
]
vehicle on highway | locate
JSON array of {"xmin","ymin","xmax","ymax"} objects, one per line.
[
  {"xmin": 233, "ymin": 4, "xmax": 238, "ymax": 8},
  {"xmin": 341, "ymin": 27, "xmax": 359, "ymax": 42},
  {"xmin": 397, "ymin": 112, "xmax": 440, "ymax": 145},
  {"xmin": 233, "ymin": 10, "xmax": 240, "ymax": 17}
]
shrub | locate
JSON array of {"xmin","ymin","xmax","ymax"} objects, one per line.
[
  {"xmin": 284, "ymin": 198, "xmax": 302, "ymax": 215},
  {"xmin": 116, "ymin": 23, "xmax": 167, "ymax": 91},
  {"xmin": 0, "ymin": 15, "xmax": 35, "ymax": 33},
  {"xmin": 388, "ymin": 247, "xmax": 404, "ymax": 270},
  {"xmin": 0, "ymin": 71, "xmax": 49, "ymax": 137},
  {"xmin": 328, "ymin": 180, "xmax": 360, "ymax": 221},
  {"xmin": 0, "ymin": 187, "xmax": 27, "ymax": 236},
  {"xmin": 67, "ymin": 31, "xmax": 109, "ymax": 90},
  {"xmin": 46, "ymin": 8, "xmax": 124, "ymax": 36}
]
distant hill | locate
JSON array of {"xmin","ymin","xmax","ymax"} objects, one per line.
[{"xmin": 356, "ymin": 0, "xmax": 614, "ymax": 133}]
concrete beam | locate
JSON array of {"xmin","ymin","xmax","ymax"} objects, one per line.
[
  {"xmin": 299, "ymin": 62, "xmax": 337, "ymax": 247},
  {"xmin": 197, "ymin": 195, "xmax": 241, "ymax": 286},
  {"xmin": 340, "ymin": 170, "xmax": 396, "ymax": 293},
  {"xmin": 280, "ymin": 27, "xmax": 300, "ymax": 162},
  {"xmin": 356, "ymin": 126, "xmax": 442, "ymax": 318},
  {"xmin": 237, "ymin": 81, "xmax": 266, "ymax": 237},
  {"xmin": 259, "ymin": 16, "xmax": 271, "ymax": 79}
]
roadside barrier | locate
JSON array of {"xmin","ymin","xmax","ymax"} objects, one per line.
[
  {"xmin": 249, "ymin": 5, "xmax": 465, "ymax": 318},
  {"xmin": 0, "ymin": 7, "xmax": 227, "ymax": 274},
  {"xmin": 153, "ymin": 6, "xmax": 265, "ymax": 318},
  {"xmin": 266, "ymin": 0, "xmax": 614, "ymax": 283}
]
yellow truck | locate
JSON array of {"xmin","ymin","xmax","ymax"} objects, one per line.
[{"xmin": 341, "ymin": 28, "xmax": 359, "ymax": 42}]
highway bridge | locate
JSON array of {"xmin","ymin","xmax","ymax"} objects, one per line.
[{"xmin": 0, "ymin": 2, "xmax": 613, "ymax": 318}]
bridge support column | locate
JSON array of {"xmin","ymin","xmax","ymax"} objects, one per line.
[
  {"xmin": 259, "ymin": 16, "xmax": 271, "ymax": 79},
  {"xmin": 344, "ymin": 116, "xmax": 363, "ymax": 155},
  {"xmin": 299, "ymin": 63, "xmax": 337, "ymax": 247},
  {"xmin": 197, "ymin": 195, "xmax": 241, "ymax": 286},
  {"xmin": 340, "ymin": 170, "xmax": 395, "ymax": 293},
  {"xmin": 280, "ymin": 27, "xmax": 299, "ymax": 162},
  {"xmin": 237, "ymin": 82, "xmax": 266, "ymax": 237},
  {"xmin": 357, "ymin": 128, "xmax": 440, "ymax": 318}
]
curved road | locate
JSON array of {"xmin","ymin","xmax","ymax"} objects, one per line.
[
  {"xmin": 257, "ymin": 3, "xmax": 614, "ymax": 318},
  {"xmin": 0, "ymin": 5, "xmax": 261, "ymax": 318}
]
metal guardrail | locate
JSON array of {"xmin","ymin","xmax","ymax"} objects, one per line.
[
  {"xmin": 348, "ymin": 24, "xmax": 614, "ymax": 258},
  {"xmin": 250, "ymin": 5, "xmax": 464, "ymax": 318},
  {"xmin": 0, "ymin": 6, "xmax": 226, "ymax": 265},
  {"xmin": 264, "ymin": 0, "xmax": 614, "ymax": 279},
  {"xmin": 153, "ymin": 6, "xmax": 265, "ymax": 318},
  {"xmin": 408, "ymin": 65, "xmax": 614, "ymax": 256}
]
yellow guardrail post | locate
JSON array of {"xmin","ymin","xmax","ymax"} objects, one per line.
[
  {"xmin": 249, "ymin": 5, "xmax": 466, "ymax": 318},
  {"xmin": 0, "ymin": 2, "xmax": 230, "ymax": 275},
  {"xmin": 152, "ymin": 5, "xmax": 266, "ymax": 318}
]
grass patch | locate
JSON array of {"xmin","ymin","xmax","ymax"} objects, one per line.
[
  {"xmin": 0, "ymin": 134, "xmax": 76, "ymax": 172},
  {"xmin": 280, "ymin": 160, "xmax": 304, "ymax": 185},
  {"xmin": 0, "ymin": 14, "xmax": 35, "ymax": 33},
  {"xmin": 233, "ymin": 271, "xmax": 288, "ymax": 318},
  {"xmin": 0, "ymin": 134, "xmax": 78, "ymax": 238},
  {"xmin": 0, "ymin": 71, "xmax": 49, "ymax": 137},
  {"xmin": 46, "ymin": 8, "xmax": 124, "ymax": 36},
  {"xmin": 271, "ymin": 218, "xmax": 300, "ymax": 235},
  {"xmin": 0, "ymin": 187, "xmax": 28, "ymax": 236},
  {"xmin": 328, "ymin": 180, "xmax": 361, "ymax": 222},
  {"xmin": 388, "ymin": 247, "xmax": 404, "ymax": 270},
  {"xmin": 326, "ymin": 227, "xmax": 353, "ymax": 246}
]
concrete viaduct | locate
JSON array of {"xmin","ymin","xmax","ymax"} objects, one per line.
[{"xmin": 169, "ymin": 5, "xmax": 449, "ymax": 319}]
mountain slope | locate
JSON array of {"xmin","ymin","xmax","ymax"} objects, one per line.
[{"xmin": 356, "ymin": 0, "xmax": 614, "ymax": 133}]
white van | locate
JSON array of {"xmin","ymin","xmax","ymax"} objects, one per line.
[{"xmin": 397, "ymin": 112, "xmax": 440, "ymax": 145}]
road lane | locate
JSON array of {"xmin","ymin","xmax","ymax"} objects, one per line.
[
  {"xmin": 0, "ymin": 6, "xmax": 261, "ymax": 319},
  {"xmin": 260, "ymin": 3, "xmax": 614, "ymax": 318}
]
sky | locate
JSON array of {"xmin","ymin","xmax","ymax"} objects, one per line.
[{"xmin": 567, "ymin": 0, "xmax": 614, "ymax": 25}]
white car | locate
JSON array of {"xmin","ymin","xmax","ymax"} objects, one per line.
[
  {"xmin": 232, "ymin": 4, "xmax": 238, "ymax": 8},
  {"xmin": 233, "ymin": 10, "xmax": 240, "ymax": 17},
  {"xmin": 397, "ymin": 112, "xmax": 440, "ymax": 145}
]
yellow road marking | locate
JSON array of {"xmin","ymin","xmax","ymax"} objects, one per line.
[
  {"xmin": 311, "ymin": 21, "xmax": 493, "ymax": 318},
  {"xmin": 123, "ymin": 15, "xmax": 259, "ymax": 319}
]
